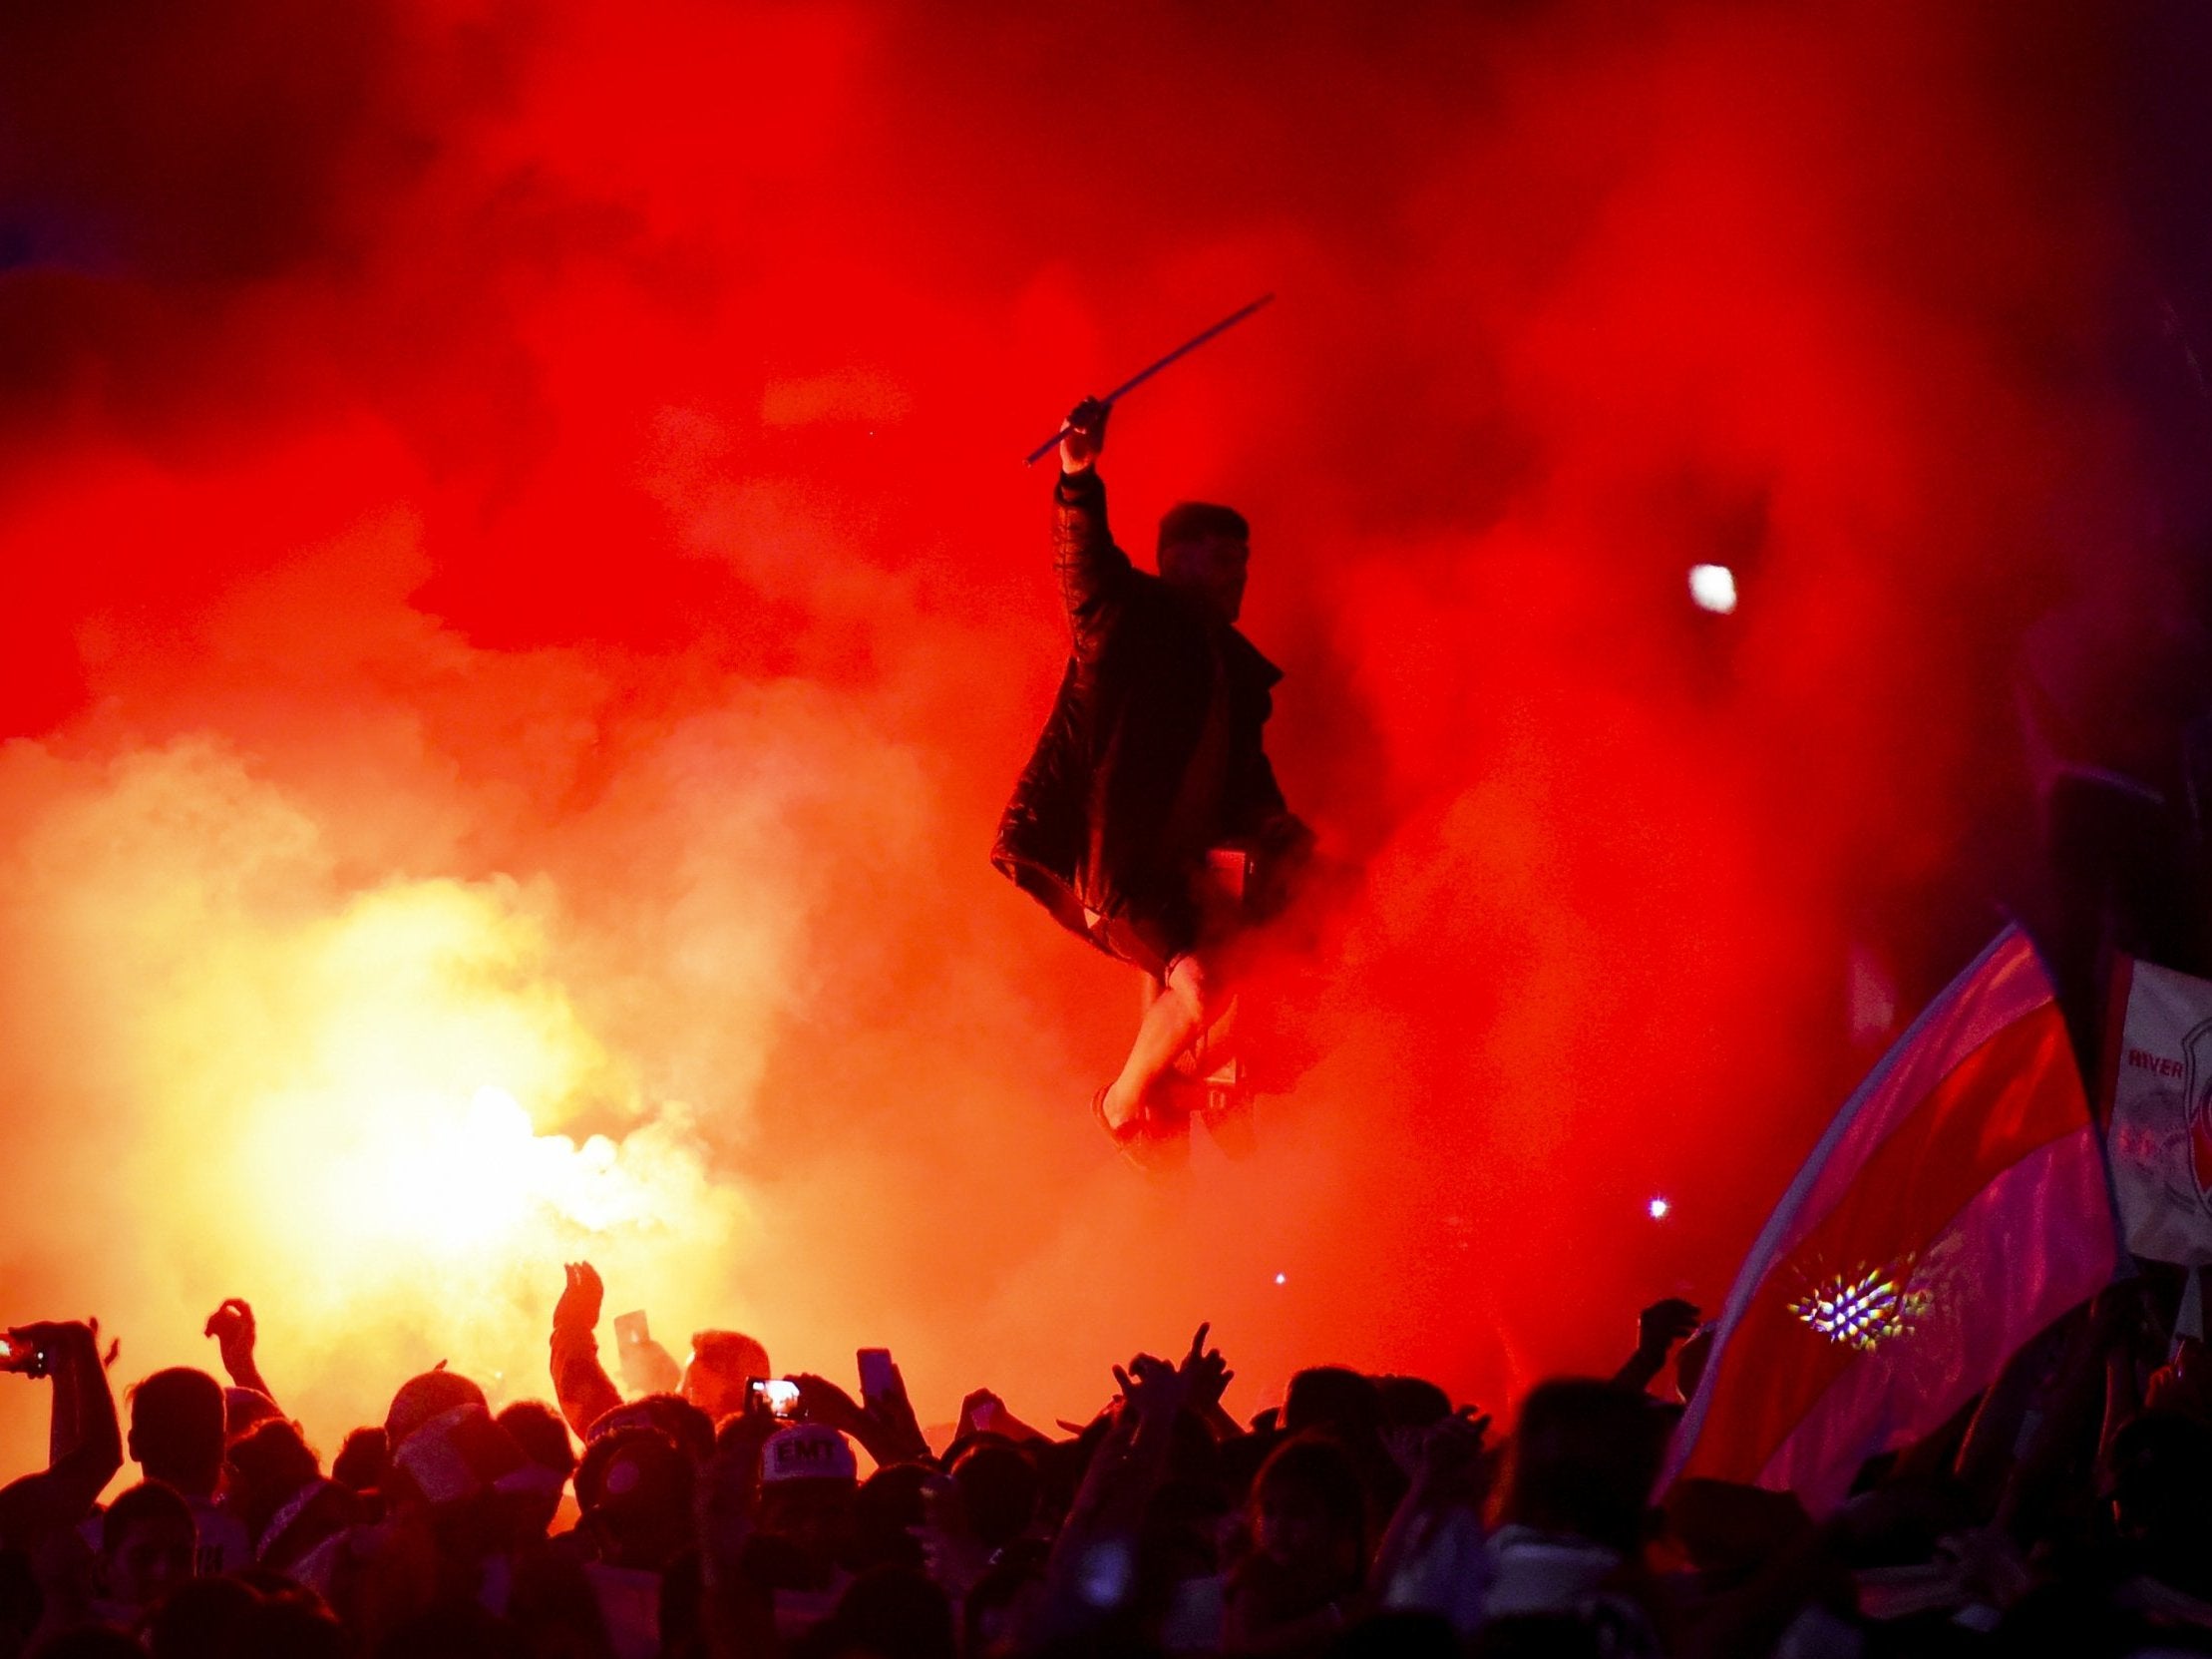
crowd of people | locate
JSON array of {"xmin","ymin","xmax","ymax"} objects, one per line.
[{"xmin": 0, "ymin": 1267, "xmax": 2205, "ymax": 1658}]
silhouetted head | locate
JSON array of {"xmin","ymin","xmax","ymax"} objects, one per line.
[
  {"xmin": 1283, "ymin": 1367, "xmax": 1382, "ymax": 1441},
  {"xmin": 223, "ymin": 1420, "xmax": 321, "ymax": 1542},
  {"xmin": 102, "ymin": 1479, "xmax": 196, "ymax": 1616},
  {"xmin": 495, "ymin": 1401, "xmax": 575, "ymax": 1538},
  {"xmin": 146, "ymin": 1573, "xmax": 261, "ymax": 1658},
  {"xmin": 223, "ymin": 1388, "xmax": 283, "ymax": 1442},
  {"xmin": 587, "ymin": 1392, "xmax": 714, "ymax": 1462},
  {"xmin": 576, "ymin": 1426, "xmax": 694, "ymax": 1572},
  {"xmin": 683, "ymin": 1330, "xmax": 771, "ymax": 1423},
  {"xmin": 851, "ymin": 1461, "xmax": 930, "ymax": 1574},
  {"xmin": 329, "ymin": 1427, "xmax": 388, "ymax": 1494},
  {"xmin": 1158, "ymin": 501, "xmax": 1250, "ymax": 623},
  {"xmin": 1246, "ymin": 1434, "xmax": 1366, "ymax": 1588},
  {"xmin": 383, "ymin": 1371, "xmax": 487, "ymax": 1451},
  {"xmin": 496, "ymin": 1402, "xmax": 575, "ymax": 1481},
  {"xmin": 1498, "ymin": 1379, "xmax": 1671, "ymax": 1554},
  {"xmin": 1374, "ymin": 1375, "xmax": 1453, "ymax": 1431},
  {"xmin": 757, "ymin": 1426, "xmax": 860, "ymax": 1575},
  {"xmin": 128, "ymin": 1370, "xmax": 226, "ymax": 1499},
  {"xmin": 950, "ymin": 1441, "xmax": 1038, "ymax": 1550}
]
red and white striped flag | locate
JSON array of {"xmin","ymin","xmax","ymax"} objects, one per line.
[{"xmin": 1666, "ymin": 926, "xmax": 2118, "ymax": 1512}]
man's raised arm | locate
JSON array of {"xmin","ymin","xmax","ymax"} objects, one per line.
[
  {"xmin": 204, "ymin": 1298, "xmax": 277, "ymax": 1410},
  {"xmin": 0, "ymin": 1321, "xmax": 122, "ymax": 1551},
  {"xmin": 1053, "ymin": 397, "xmax": 1134, "ymax": 661},
  {"xmin": 549, "ymin": 1261, "xmax": 622, "ymax": 1438}
]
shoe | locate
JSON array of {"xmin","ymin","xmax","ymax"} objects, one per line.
[{"xmin": 1093, "ymin": 1086, "xmax": 1190, "ymax": 1177}]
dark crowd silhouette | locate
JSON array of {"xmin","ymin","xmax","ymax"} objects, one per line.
[{"xmin": 0, "ymin": 1262, "xmax": 2206, "ymax": 1659}]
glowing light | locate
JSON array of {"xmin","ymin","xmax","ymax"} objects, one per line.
[
  {"xmin": 1274, "ymin": 1272, "xmax": 1288, "ymax": 1286},
  {"xmin": 1648, "ymin": 1196, "xmax": 1670, "ymax": 1220},
  {"xmin": 1688, "ymin": 564, "xmax": 1738, "ymax": 615},
  {"xmin": 1789, "ymin": 1262, "xmax": 1929, "ymax": 1353},
  {"xmin": 233, "ymin": 879, "xmax": 741, "ymax": 1312}
]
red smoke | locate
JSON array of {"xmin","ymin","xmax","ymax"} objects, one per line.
[{"xmin": 0, "ymin": 0, "xmax": 2200, "ymax": 1467}]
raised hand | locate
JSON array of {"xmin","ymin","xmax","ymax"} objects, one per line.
[
  {"xmin": 793, "ymin": 1368, "xmax": 929, "ymax": 1464},
  {"xmin": 789, "ymin": 1373, "xmax": 868, "ymax": 1438},
  {"xmin": 553, "ymin": 1262, "xmax": 604, "ymax": 1335},
  {"xmin": 956, "ymin": 1388, "xmax": 1004, "ymax": 1442},
  {"xmin": 203, "ymin": 1298, "xmax": 254, "ymax": 1364},
  {"xmin": 1059, "ymin": 397, "xmax": 1111, "ymax": 475},
  {"xmin": 862, "ymin": 1356, "xmax": 930, "ymax": 1461},
  {"xmin": 1615, "ymin": 1296, "xmax": 1703, "ymax": 1394},
  {"xmin": 954, "ymin": 1387, "xmax": 1048, "ymax": 1446},
  {"xmin": 1177, "ymin": 1322, "xmax": 1234, "ymax": 1415},
  {"xmin": 1, "ymin": 1322, "xmax": 85, "ymax": 1380},
  {"xmin": 1416, "ymin": 1408, "xmax": 1495, "ymax": 1501},
  {"xmin": 201, "ymin": 1298, "xmax": 268, "ymax": 1396},
  {"xmin": 1112, "ymin": 1352, "xmax": 1188, "ymax": 1427},
  {"xmin": 1637, "ymin": 1298, "xmax": 1702, "ymax": 1364}
]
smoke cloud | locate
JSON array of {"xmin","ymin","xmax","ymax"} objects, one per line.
[{"xmin": 0, "ymin": 0, "xmax": 2203, "ymax": 1467}]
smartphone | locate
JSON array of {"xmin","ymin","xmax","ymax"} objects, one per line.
[
  {"xmin": 612, "ymin": 1310, "xmax": 650, "ymax": 1348},
  {"xmin": 749, "ymin": 1378, "xmax": 801, "ymax": 1418},
  {"xmin": 857, "ymin": 1348, "xmax": 897, "ymax": 1406}
]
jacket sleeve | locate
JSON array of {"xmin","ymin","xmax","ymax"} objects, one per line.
[
  {"xmin": 550, "ymin": 1325, "xmax": 623, "ymax": 1439},
  {"xmin": 1053, "ymin": 469, "xmax": 1133, "ymax": 663}
]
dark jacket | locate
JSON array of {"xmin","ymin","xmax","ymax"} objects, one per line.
[{"xmin": 992, "ymin": 469, "xmax": 1299, "ymax": 973}]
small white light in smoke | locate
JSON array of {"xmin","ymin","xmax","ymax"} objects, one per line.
[
  {"xmin": 1687, "ymin": 564, "xmax": 1737, "ymax": 615},
  {"xmin": 1274, "ymin": 1272, "xmax": 1288, "ymax": 1286},
  {"xmin": 1648, "ymin": 1196, "xmax": 1671, "ymax": 1220}
]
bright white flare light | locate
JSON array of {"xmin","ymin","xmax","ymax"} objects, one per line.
[
  {"xmin": 1687, "ymin": 564, "xmax": 1738, "ymax": 615},
  {"xmin": 1648, "ymin": 1197, "xmax": 1670, "ymax": 1220},
  {"xmin": 1274, "ymin": 1272, "xmax": 1288, "ymax": 1287}
]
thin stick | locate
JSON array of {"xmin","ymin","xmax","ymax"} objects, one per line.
[{"xmin": 1023, "ymin": 293, "xmax": 1276, "ymax": 465}]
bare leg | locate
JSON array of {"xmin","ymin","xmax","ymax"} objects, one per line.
[{"xmin": 1101, "ymin": 952, "xmax": 1222, "ymax": 1131}]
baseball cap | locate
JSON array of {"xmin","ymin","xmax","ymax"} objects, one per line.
[{"xmin": 759, "ymin": 1424, "xmax": 857, "ymax": 1485}]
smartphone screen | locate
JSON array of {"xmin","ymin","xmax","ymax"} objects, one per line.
[
  {"xmin": 612, "ymin": 1310, "xmax": 649, "ymax": 1348},
  {"xmin": 857, "ymin": 1348, "xmax": 896, "ymax": 1404},
  {"xmin": 749, "ymin": 1378, "xmax": 801, "ymax": 1418}
]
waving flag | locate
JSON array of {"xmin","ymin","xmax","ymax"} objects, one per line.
[{"xmin": 1666, "ymin": 927, "xmax": 2118, "ymax": 1512}]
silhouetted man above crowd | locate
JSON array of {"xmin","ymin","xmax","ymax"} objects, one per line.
[{"xmin": 994, "ymin": 398, "xmax": 1311, "ymax": 1170}]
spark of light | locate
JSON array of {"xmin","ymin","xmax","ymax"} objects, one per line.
[
  {"xmin": 1687, "ymin": 564, "xmax": 1738, "ymax": 615},
  {"xmin": 223, "ymin": 878, "xmax": 738, "ymax": 1322},
  {"xmin": 1789, "ymin": 1262, "xmax": 1928, "ymax": 1353}
]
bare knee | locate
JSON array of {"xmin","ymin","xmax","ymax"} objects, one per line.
[{"xmin": 1165, "ymin": 952, "xmax": 1218, "ymax": 1018}]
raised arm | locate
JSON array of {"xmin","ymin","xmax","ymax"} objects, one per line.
[
  {"xmin": 0, "ymin": 1321, "xmax": 122, "ymax": 1550},
  {"xmin": 205, "ymin": 1298, "xmax": 276, "ymax": 1408},
  {"xmin": 1614, "ymin": 1298, "xmax": 1702, "ymax": 1395},
  {"xmin": 549, "ymin": 1261, "xmax": 622, "ymax": 1439},
  {"xmin": 1054, "ymin": 398, "xmax": 1134, "ymax": 661}
]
